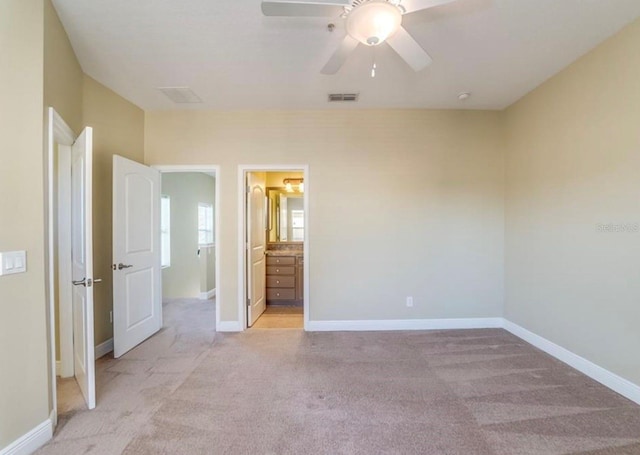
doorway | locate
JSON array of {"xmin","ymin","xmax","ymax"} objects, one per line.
[
  {"xmin": 45, "ymin": 108, "xmax": 97, "ymax": 426},
  {"xmin": 154, "ymin": 166, "xmax": 221, "ymax": 331},
  {"xmin": 239, "ymin": 166, "xmax": 310, "ymax": 330}
]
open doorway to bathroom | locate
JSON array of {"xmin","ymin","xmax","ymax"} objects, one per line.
[{"xmin": 242, "ymin": 167, "xmax": 309, "ymax": 330}]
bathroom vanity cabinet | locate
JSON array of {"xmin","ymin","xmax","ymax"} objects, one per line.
[{"xmin": 266, "ymin": 254, "xmax": 303, "ymax": 305}]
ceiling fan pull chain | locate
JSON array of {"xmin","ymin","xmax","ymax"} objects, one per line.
[{"xmin": 371, "ymin": 47, "xmax": 377, "ymax": 78}]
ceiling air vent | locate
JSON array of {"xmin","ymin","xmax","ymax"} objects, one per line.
[
  {"xmin": 328, "ymin": 93, "xmax": 359, "ymax": 102},
  {"xmin": 158, "ymin": 86, "xmax": 203, "ymax": 104}
]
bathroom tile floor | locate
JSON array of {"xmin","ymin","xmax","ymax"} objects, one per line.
[{"xmin": 252, "ymin": 305, "xmax": 303, "ymax": 329}]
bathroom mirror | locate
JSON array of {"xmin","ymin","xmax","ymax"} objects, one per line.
[{"xmin": 266, "ymin": 187, "xmax": 304, "ymax": 243}]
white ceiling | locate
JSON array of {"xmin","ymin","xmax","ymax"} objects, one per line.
[{"xmin": 52, "ymin": 0, "xmax": 640, "ymax": 110}]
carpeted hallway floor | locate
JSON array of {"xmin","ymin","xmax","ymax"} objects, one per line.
[{"xmin": 38, "ymin": 299, "xmax": 640, "ymax": 454}]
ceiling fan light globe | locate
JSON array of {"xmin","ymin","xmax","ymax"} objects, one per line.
[{"xmin": 346, "ymin": 0, "xmax": 402, "ymax": 46}]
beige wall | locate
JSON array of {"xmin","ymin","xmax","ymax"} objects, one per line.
[
  {"xmin": 162, "ymin": 172, "xmax": 216, "ymax": 298},
  {"xmin": 505, "ymin": 19, "xmax": 640, "ymax": 385},
  {"xmin": 145, "ymin": 110, "xmax": 506, "ymax": 323},
  {"xmin": 43, "ymin": 0, "xmax": 83, "ymax": 135},
  {"xmin": 0, "ymin": 0, "xmax": 48, "ymax": 448},
  {"xmin": 83, "ymin": 75, "xmax": 145, "ymax": 346},
  {"xmin": 203, "ymin": 245, "xmax": 216, "ymax": 292}
]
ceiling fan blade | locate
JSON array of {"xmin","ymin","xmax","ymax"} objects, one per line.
[
  {"xmin": 386, "ymin": 26, "xmax": 433, "ymax": 72},
  {"xmin": 321, "ymin": 35, "xmax": 359, "ymax": 75},
  {"xmin": 262, "ymin": 0, "xmax": 350, "ymax": 17},
  {"xmin": 400, "ymin": 0, "xmax": 457, "ymax": 14}
]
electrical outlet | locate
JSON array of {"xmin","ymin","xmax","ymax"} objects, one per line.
[{"xmin": 406, "ymin": 296, "xmax": 414, "ymax": 308}]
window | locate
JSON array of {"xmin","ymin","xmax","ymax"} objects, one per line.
[
  {"xmin": 198, "ymin": 203, "xmax": 214, "ymax": 246},
  {"xmin": 160, "ymin": 195, "xmax": 171, "ymax": 268}
]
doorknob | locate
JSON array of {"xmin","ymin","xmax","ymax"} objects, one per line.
[
  {"xmin": 117, "ymin": 263, "xmax": 133, "ymax": 270},
  {"xmin": 73, "ymin": 277, "xmax": 103, "ymax": 287}
]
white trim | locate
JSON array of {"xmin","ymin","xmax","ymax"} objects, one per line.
[
  {"xmin": 503, "ymin": 320, "xmax": 640, "ymax": 406},
  {"xmin": 199, "ymin": 288, "xmax": 216, "ymax": 300},
  {"xmin": 217, "ymin": 320, "xmax": 243, "ymax": 332},
  {"xmin": 307, "ymin": 318, "xmax": 504, "ymax": 332},
  {"xmin": 153, "ymin": 165, "xmax": 217, "ymax": 174},
  {"xmin": 152, "ymin": 165, "xmax": 221, "ymax": 333},
  {"xmin": 95, "ymin": 338, "xmax": 114, "ymax": 359},
  {"xmin": 0, "ymin": 416, "xmax": 53, "ymax": 455},
  {"xmin": 237, "ymin": 165, "xmax": 310, "ymax": 332},
  {"xmin": 45, "ymin": 107, "xmax": 76, "ymax": 430},
  {"xmin": 57, "ymin": 145, "xmax": 73, "ymax": 379},
  {"xmin": 49, "ymin": 410, "xmax": 56, "ymax": 438}
]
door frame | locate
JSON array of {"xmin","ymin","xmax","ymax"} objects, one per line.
[
  {"xmin": 45, "ymin": 107, "xmax": 76, "ymax": 426},
  {"xmin": 152, "ymin": 165, "xmax": 221, "ymax": 330},
  {"xmin": 238, "ymin": 165, "xmax": 310, "ymax": 331}
]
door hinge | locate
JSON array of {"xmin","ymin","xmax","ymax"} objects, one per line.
[
  {"xmin": 246, "ymin": 185, "xmax": 250, "ymax": 194},
  {"xmin": 247, "ymin": 298, "xmax": 251, "ymax": 307}
]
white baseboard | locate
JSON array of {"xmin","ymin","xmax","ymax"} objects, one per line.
[
  {"xmin": 199, "ymin": 288, "xmax": 216, "ymax": 300},
  {"xmin": 503, "ymin": 320, "xmax": 640, "ymax": 406},
  {"xmin": 0, "ymin": 416, "xmax": 52, "ymax": 455},
  {"xmin": 217, "ymin": 320, "xmax": 243, "ymax": 332},
  {"xmin": 95, "ymin": 338, "xmax": 113, "ymax": 359},
  {"xmin": 307, "ymin": 317, "xmax": 504, "ymax": 332}
]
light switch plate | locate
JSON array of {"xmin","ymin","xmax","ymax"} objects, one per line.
[{"xmin": 0, "ymin": 251, "xmax": 27, "ymax": 276}]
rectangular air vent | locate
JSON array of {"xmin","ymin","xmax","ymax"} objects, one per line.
[
  {"xmin": 328, "ymin": 93, "xmax": 359, "ymax": 102},
  {"xmin": 158, "ymin": 86, "xmax": 203, "ymax": 104}
]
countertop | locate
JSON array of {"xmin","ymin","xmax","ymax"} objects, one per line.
[{"xmin": 265, "ymin": 250, "xmax": 303, "ymax": 257}]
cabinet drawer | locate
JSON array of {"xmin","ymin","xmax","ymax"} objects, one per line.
[
  {"xmin": 266, "ymin": 256, "xmax": 295, "ymax": 266},
  {"xmin": 267, "ymin": 288, "xmax": 295, "ymax": 300},
  {"xmin": 266, "ymin": 266, "xmax": 294, "ymax": 275},
  {"xmin": 266, "ymin": 276, "xmax": 295, "ymax": 288}
]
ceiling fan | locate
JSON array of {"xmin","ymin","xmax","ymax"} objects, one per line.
[{"xmin": 261, "ymin": 0, "xmax": 457, "ymax": 74}]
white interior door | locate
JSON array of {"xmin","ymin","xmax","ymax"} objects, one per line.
[
  {"xmin": 247, "ymin": 172, "xmax": 267, "ymax": 327},
  {"xmin": 71, "ymin": 127, "xmax": 96, "ymax": 410},
  {"xmin": 113, "ymin": 155, "xmax": 162, "ymax": 358}
]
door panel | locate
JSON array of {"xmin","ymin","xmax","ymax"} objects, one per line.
[
  {"xmin": 71, "ymin": 127, "xmax": 96, "ymax": 410},
  {"xmin": 124, "ymin": 173, "xmax": 154, "ymax": 254},
  {"xmin": 125, "ymin": 268, "xmax": 155, "ymax": 328},
  {"xmin": 113, "ymin": 155, "xmax": 162, "ymax": 358},
  {"xmin": 247, "ymin": 172, "xmax": 266, "ymax": 327}
]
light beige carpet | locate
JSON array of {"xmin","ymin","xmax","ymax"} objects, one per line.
[{"xmin": 38, "ymin": 299, "xmax": 640, "ymax": 454}]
